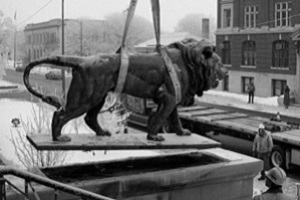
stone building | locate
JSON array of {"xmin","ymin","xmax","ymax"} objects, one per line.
[
  {"xmin": 24, "ymin": 19, "xmax": 62, "ymax": 63},
  {"xmin": 216, "ymin": 0, "xmax": 300, "ymax": 103}
]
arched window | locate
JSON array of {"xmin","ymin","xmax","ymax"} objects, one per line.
[
  {"xmin": 33, "ymin": 49, "xmax": 36, "ymax": 60},
  {"xmin": 221, "ymin": 41, "xmax": 231, "ymax": 65},
  {"xmin": 242, "ymin": 40, "xmax": 256, "ymax": 66},
  {"xmin": 272, "ymin": 40, "xmax": 289, "ymax": 68}
]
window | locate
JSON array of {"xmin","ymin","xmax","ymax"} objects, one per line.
[
  {"xmin": 245, "ymin": 6, "xmax": 258, "ymax": 28},
  {"xmin": 223, "ymin": 75, "xmax": 229, "ymax": 91},
  {"xmin": 242, "ymin": 77, "xmax": 254, "ymax": 93},
  {"xmin": 27, "ymin": 36, "xmax": 31, "ymax": 44},
  {"xmin": 275, "ymin": 2, "xmax": 291, "ymax": 27},
  {"xmin": 50, "ymin": 33, "xmax": 56, "ymax": 43},
  {"xmin": 39, "ymin": 34, "xmax": 42, "ymax": 44},
  {"xmin": 33, "ymin": 49, "xmax": 36, "ymax": 60},
  {"xmin": 222, "ymin": 41, "xmax": 231, "ymax": 65},
  {"xmin": 272, "ymin": 79, "xmax": 286, "ymax": 96},
  {"xmin": 221, "ymin": 3, "xmax": 233, "ymax": 29},
  {"xmin": 46, "ymin": 32, "xmax": 50, "ymax": 43},
  {"xmin": 33, "ymin": 34, "xmax": 36, "ymax": 44},
  {"xmin": 242, "ymin": 40, "xmax": 256, "ymax": 66},
  {"xmin": 28, "ymin": 49, "xmax": 31, "ymax": 62},
  {"xmin": 223, "ymin": 8, "xmax": 231, "ymax": 28},
  {"xmin": 43, "ymin": 33, "xmax": 46, "ymax": 43},
  {"xmin": 272, "ymin": 40, "xmax": 289, "ymax": 68}
]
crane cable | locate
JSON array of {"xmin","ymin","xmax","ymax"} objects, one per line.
[
  {"xmin": 151, "ymin": 0, "xmax": 182, "ymax": 104},
  {"xmin": 114, "ymin": 0, "xmax": 138, "ymax": 95},
  {"xmin": 100, "ymin": 0, "xmax": 137, "ymax": 114}
]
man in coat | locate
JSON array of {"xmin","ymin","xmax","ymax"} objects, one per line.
[{"xmin": 253, "ymin": 123, "xmax": 273, "ymax": 180}]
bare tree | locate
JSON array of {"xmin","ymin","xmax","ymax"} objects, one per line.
[
  {"xmin": 0, "ymin": 10, "xmax": 14, "ymax": 49},
  {"xmin": 10, "ymin": 102, "xmax": 68, "ymax": 169},
  {"xmin": 102, "ymin": 13, "xmax": 154, "ymax": 52}
]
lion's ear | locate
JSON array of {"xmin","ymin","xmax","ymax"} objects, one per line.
[{"xmin": 202, "ymin": 47, "xmax": 213, "ymax": 59}]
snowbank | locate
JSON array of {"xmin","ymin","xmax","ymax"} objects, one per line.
[
  {"xmin": 202, "ymin": 90, "xmax": 280, "ymax": 106},
  {"xmin": 0, "ymin": 99, "xmax": 157, "ymax": 169}
]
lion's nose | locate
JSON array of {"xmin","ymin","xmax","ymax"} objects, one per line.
[{"xmin": 212, "ymin": 80, "xmax": 219, "ymax": 88}]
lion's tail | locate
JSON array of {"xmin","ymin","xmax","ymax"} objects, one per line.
[{"xmin": 23, "ymin": 55, "xmax": 83, "ymax": 109}]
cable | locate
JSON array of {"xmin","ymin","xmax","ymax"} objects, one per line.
[{"xmin": 17, "ymin": 0, "xmax": 54, "ymax": 27}]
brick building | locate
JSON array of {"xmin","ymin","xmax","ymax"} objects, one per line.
[{"xmin": 216, "ymin": 0, "xmax": 300, "ymax": 103}]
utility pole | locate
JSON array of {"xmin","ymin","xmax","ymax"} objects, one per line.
[
  {"xmin": 14, "ymin": 31, "xmax": 16, "ymax": 68},
  {"xmin": 61, "ymin": 0, "xmax": 66, "ymax": 98},
  {"xmin": 80, "ymin": 22, "xmax": 83, "ymax": 56},
  {"xmin": 13, "ymin": 12, "xmax": 17, "ymax": 69}
]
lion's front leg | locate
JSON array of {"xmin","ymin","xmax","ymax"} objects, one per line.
[
  {"xmin": 147, "ymin": 90, "xmax": 176, "ymax": 142},
  {"xmin": 166, "ymin": 107, "xmax": 191, "ymax": 136}
]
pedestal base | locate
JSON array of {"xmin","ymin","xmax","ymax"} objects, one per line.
[{"xmin": 26, "ymin": 133, "xmax": 220, "ymax": 151}]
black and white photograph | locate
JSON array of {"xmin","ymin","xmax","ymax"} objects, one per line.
[{"xmin": 0, "ymin": 0, "xmax": 299, "ymax": 199}]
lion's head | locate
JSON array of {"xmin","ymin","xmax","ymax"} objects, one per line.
[
  {"xmin": 168, "ymin": 38, "xmax": 227, "ymax": 105},
  {"xmin": 200, "ymin": 47, "xmax": 227, "ymax": 92}
]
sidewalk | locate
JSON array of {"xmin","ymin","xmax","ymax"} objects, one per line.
[{"xmin": 198, "ymin": 90, "xmax": 300, "ymax": 119}]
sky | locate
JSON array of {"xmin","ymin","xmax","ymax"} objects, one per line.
[{"xmin": 2, "ymin": 0, "xmax": 217, "ymax": 31}]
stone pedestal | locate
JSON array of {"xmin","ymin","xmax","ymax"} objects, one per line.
[{"xmin": 6, "ymin": 148, "xmax": 262, "ymax": 200}]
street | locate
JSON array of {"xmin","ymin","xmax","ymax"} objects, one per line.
[{"xmin": 2, "ymin": 68, "xmax": 71, "ymax": 101}]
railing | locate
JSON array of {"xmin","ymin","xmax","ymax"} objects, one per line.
[
  {"xmin": 297, "ymin": 183, "xmax": 300, "ymax": 200},
  {"xmin": 0, "ymin": 166, "xmax": 115, "ymax": 200}
]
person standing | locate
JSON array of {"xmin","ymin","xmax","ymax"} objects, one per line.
[
  {"xmin": 283, "ymin": 85, "xmax": 290, "ymax": 109},
  {"xmin": 252, "ymin": 167, "xmax": 292, "ymax": 200},
  {"xmin": 253, "ymin": 124, "xmax": 273, "ymax": 180},
  {"xmin": 247, "ymin": 80, "xmax": 255, "ymax": 104}
]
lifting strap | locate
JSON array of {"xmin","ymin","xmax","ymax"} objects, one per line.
[
  {"xmin": 151, "ymin": 0, "xmax": 182, "ymax": 104},
  {"xmin": 114, "ymin": 0, "xmax": 138, "ymax": 94}
]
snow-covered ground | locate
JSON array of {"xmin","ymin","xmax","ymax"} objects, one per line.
[
  {"xmin": 198, "ymin": 90, "xmax": 300, "ymax": 119},
  {"xmin": 0, "ymin": 98, "xmax": 158, "ymax": 169}
]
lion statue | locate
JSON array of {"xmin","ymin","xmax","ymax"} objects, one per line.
[{"xmin": 23, "ymin": 38, "xmax": 227, "ymax": 142}]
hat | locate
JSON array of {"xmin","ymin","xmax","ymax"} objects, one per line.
[
  {"xmin": 265, "ymin": 167, "xmax": 286, "ymax": 186},
  {"xmin": 259, "ymin": 124, "xmax": 265, "ymax": 129}
]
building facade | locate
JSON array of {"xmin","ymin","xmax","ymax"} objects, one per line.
[
  {"xmin": 24, "ymin": 19, "xmax": 62, "ymax": 63},
  {"xmin": 216, "ymin": 0, "xmax": 300, "ymax": 103}
]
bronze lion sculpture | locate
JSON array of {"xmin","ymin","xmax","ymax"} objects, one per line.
[{"xmin": 23, "ymin": 38, "xmax": 227, "ymax": 142}]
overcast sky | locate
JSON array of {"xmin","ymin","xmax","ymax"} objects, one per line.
[{"xmin": 2, "ymin": 0, "xmax": 217, "ymax": 31}]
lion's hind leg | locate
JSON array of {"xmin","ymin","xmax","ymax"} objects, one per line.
[
  {"xmin": 84, "ymin": 100, "xmax": 111, "ymax": 137},
  {"xmin": 52, "ymin": 105, "xmax": 90, "ymax": 142}
]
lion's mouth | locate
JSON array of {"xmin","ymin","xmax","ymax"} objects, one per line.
[{"xmin": 212, "ymin": 80, "xmax": 219, "ymax": 88}]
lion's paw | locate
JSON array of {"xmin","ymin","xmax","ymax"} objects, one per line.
[
  {"xmin": 176, "ymin": 129, "xmax": 191, "ymax": 136},
  {"xmin": 147, "ymin": 134, "xmax": 165, "ymax": 142},
  {"xmin": 54, "ymin": 135, "xmax": 72, "ymax": 142},
  {"xmin": 96, "ymin": 130, "xmax": 111, "ymax": 137}
]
